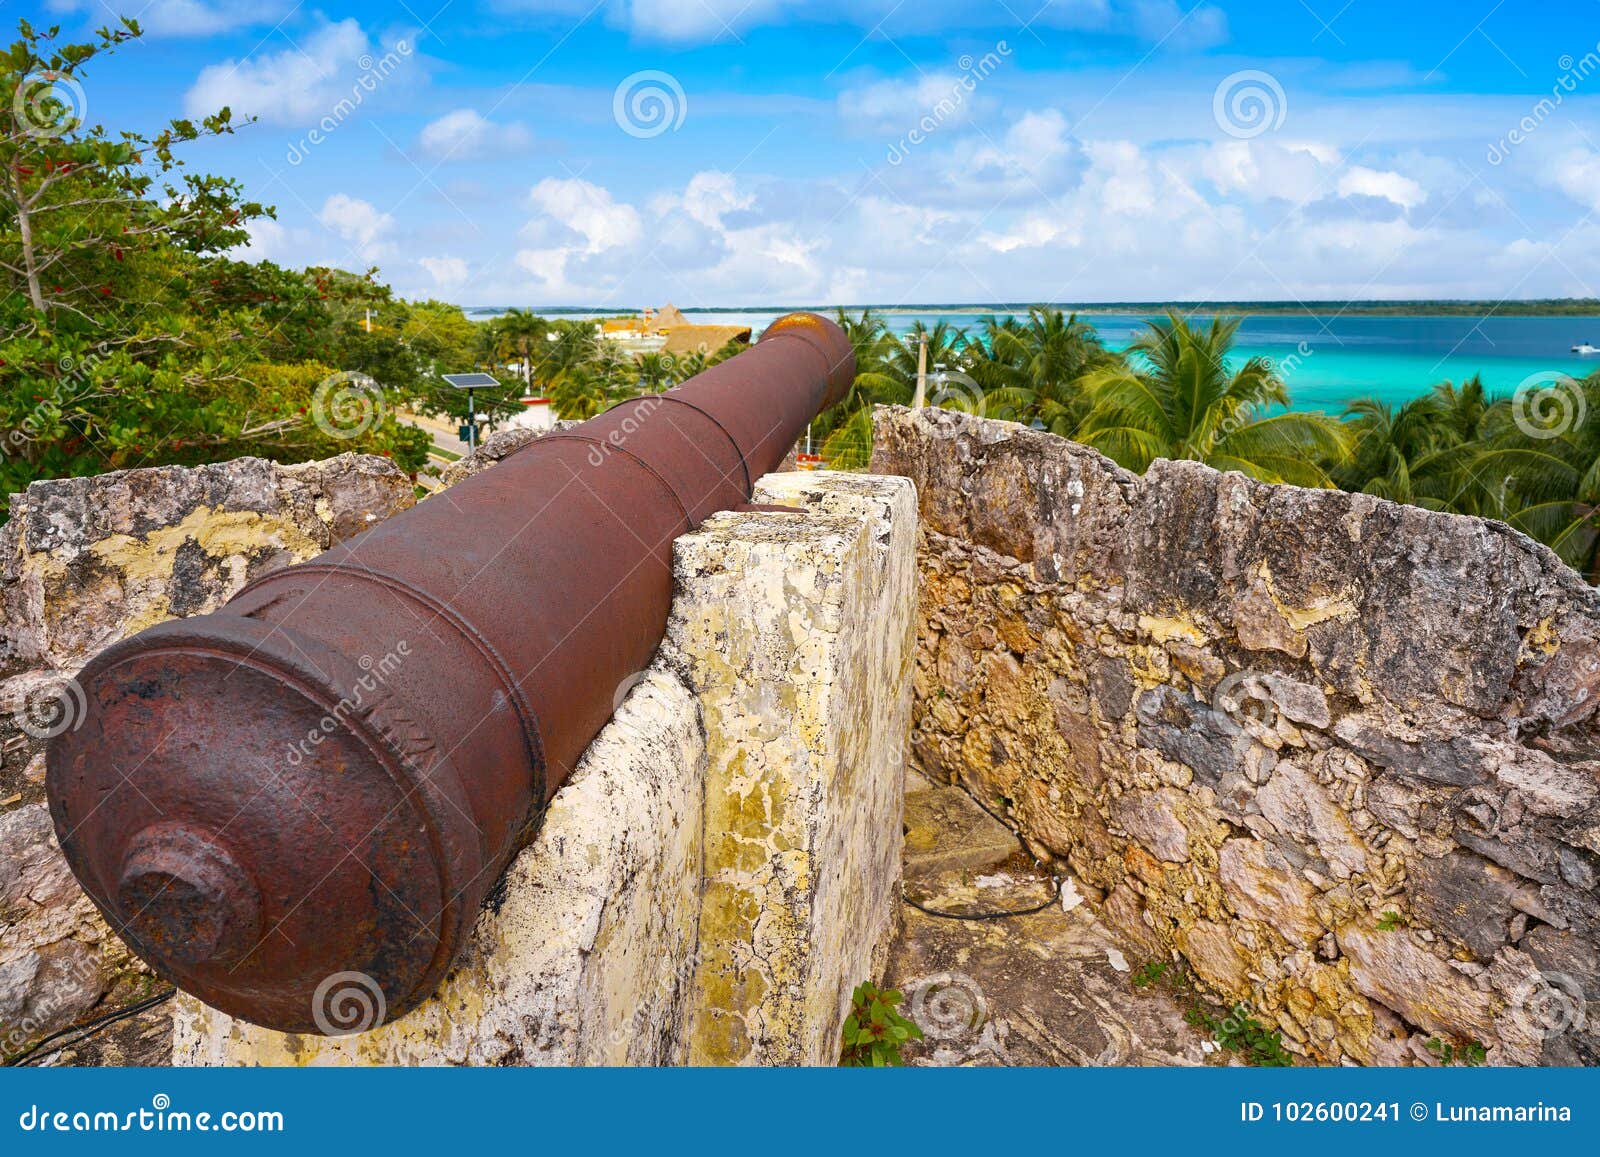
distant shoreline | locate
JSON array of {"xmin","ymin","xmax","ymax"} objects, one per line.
[{"xmin": 459, "ymin": 300, "xmax": 1600, "ymax": 318}]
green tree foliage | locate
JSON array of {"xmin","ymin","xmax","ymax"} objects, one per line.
[
  {"xmin": 969, "ymin": 308, "xmax": 1119, "ymax": 435},
  {"xmin": 1075, "ymin": 313, "xmax": 1349, "ymax": 485},
  {"xmin": 1, "ymin": 18, "xmax": 432, "ymax": 496},
  {"xmin": 814, "ymin": 307, "xmax": 1600, "ymax": 582},
  {"xmin": 1336, "ymin": 372, "xmax": 1600, "ymax": 579}
]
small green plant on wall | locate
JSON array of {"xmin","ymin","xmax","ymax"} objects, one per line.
[
  {"xmin": 1185, "ymin": 1003, "xmax": 1294, "ymax": 1067},
  {"xmin": 840, "ymin": 982, "xmax": 924, "ymax": 1067},
  {"xmin": 1131, "ymin": 960, "xmax": 1169, "ymax": 988},
  {"xmin": 1426, "ymin": 1036, "xmax": 1487, "ymax": 1066}
]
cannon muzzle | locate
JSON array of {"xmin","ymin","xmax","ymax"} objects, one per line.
[{"xmin": 45, "ymin": 312, "xmax": 854, "ymax": 1033}]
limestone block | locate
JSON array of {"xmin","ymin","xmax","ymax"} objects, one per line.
[
  {"xmin": 1113, "ymin": 788, "xmax": 1191, "ymax": 863},
  {"xmin": 172, "ymin": 671, "xmax": 706, "ymax": 1066},
  {"xmin": 669, "ymin": 471, "xmax": 917, "ymax": 1066},
  {"xmin": 1338, "ymin": 924, "xmax": 1542, "ymax": 1062}
]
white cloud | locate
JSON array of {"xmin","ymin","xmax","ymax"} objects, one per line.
[
  {"xmin": 390, "ymin": 88, "xmax": 1587, "ymax": 307},
  {"xmin": 417, "ymin": 109, "xmax": 532, "ymax": 160},
  {"xmin": 47, "ymin": 0, "xmax": 287, "ymax": 36},
  {"xmin": 1127, "ymin": 0, "xmax": 1227, "ymax": 50},
  {"xmin": 320, "ymin": 194, "xmax": 395, "ymax": 261},
  {"xmin": 617, "ymin": 0, "xmax": 784, "ymax": 41},
  {"xmin": 185, "ymin": 20, "xmax": 383, "ymax": 125},
  {"xmin": 1551, "ymin": 150, "xmax": 1600, "ymax": 214},
  {"xmin": 227, "ymin": 217, "xmax": 288, "ymax": 261},
  {"xmin": 1336, "ymin": 165, "xmax": 1426, "ymax": 209},
  {"xmin": 679, "ymin": 171, "xmax": 756, "ymax": 229},
  {"xmin": 419, "ymin": 256, "xmax": 470, "ymax": 289},
  {"xmin": 526, "ymin": 178, "xmax": 643, "ymax": 253},
  {"xmin": 1188, "ymin": 140, "xmax": 1335, "ymax": 204},
  {"xmin": 838, "ymin": 74, "xmax": 984, "ymax": 133},
  {"xmin": 495, "ymin": 0, "xmax": 1223, "ymax": 45},
  {"xmin": 515, "ymin": 248, "xmax": 570, "ymax": 287}
]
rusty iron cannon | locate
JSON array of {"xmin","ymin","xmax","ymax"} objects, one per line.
[{"xmin": 45, "ymin": 312, "xmax": 854, "ymax": 1034}]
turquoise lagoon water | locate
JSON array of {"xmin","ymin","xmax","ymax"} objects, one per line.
[{"xmin": 475, "ymin": 307, "xmax": 1600, "ymax": 414}]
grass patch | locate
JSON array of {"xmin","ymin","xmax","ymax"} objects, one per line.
[{"xmin": 1130, "ymin": 956, "xmax": 1294, "ymax": 1066}]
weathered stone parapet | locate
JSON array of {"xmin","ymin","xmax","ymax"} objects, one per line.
[
  {"xmin": 0, "ymin": 453, "xmax": 415, "ymax": 1063},
  {"xmin": 673, "ymin": 471, "xmax": 916, "ymax": 1065},
  {"xmin": 871, "ymin": 405, "xmax": 1600, "ymax": 1066},
  {"xmin": 1, "ymin": 453, "xmax": 415, "ymax": 680},
  {"xmin": 172, "ymin": 470, "xmax": 917, "ymax": 1066}
]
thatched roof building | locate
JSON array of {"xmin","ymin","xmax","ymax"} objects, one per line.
[{"xmin": 660, "ymin": 324, "xmax": 752, "ymax": 355}]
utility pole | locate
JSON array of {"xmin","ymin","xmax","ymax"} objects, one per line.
[{"xmin": 913, "ymin": 332, "xmax": 929, "ymax": 409}]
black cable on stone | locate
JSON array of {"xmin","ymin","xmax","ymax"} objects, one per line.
[
  {"xmin": 900, "ymin": 880, "xmax": 1061, "ymax": 921},
  {"xmin": 7, "ymin": 988, "xmax": 176, "ymax": 1067}
]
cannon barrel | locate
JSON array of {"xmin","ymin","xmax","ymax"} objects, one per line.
[{"xmin": 45, "ymin": 312, "xmax": 854, "ymax": 1033}]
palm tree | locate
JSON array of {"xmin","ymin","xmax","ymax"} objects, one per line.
[
  {"xmin": 813, "ymin": 309, "xmax": 915, "ymax": 469},
  {"xmin": 1076, "ymin": 312, "xmax": 1349, "ymax": 486},
  {"xmin": 967, "ymin": 308, "xmax": 1119, "ymax": 434},
  {"xmin": 1335, "ymin": 377, "xmax": 1494, "ymax": 512},
  {"xmin": 636, "ymin": 352, "xmax": 678, "ymax": 391},
  {"xmin": 547, "ymin": 361, "xmax": 620, "ymax": 420},
  {"xmin": 534, "ymin": 319, "xmax": 604, "ymax": 388},
  {"xmin": 489, "ymin": 308, "xmax": 549, "ymax": 390},
  {"xmin": 886, "ymin": 319, "xmax": 970, "ymax": 389},
  {"xmin": 1432, "ymin": 375, "xmax": 1492, "ymax": 444},
  {"xmin": 1462, "ymin": 372, "xmax": 1600, "ymax": 577}
]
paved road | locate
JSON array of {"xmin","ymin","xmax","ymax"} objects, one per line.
[{"xmin": 402, "ymin": 410, "xmax": 474, "ymax": 459}]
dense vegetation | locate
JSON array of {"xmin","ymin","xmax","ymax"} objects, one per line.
[
  {"xmin": 0, "ymin": 20, "xmax": 734, "ymax": 500},
  {"xmin": 816, "ymin": 307, "xmax": 1600, "ymax": 580},
  {"xmin": 833, "ymin": 300, "xmax": 1600, "ymax": 317},
  {"xmin": 5, "ymin": 20, "xmax": 1597, "ymax": 583}
]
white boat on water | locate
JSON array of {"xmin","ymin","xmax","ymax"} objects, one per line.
[{"xmin": 1573, "ymin": 342, "xmax": 1600, "ymax": 354}]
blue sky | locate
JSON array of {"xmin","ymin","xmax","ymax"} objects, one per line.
[{"xmin": 16, "ymin": 0, "xmax": 1600, "ymax": 306}]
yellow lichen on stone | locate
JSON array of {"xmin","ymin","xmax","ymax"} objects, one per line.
[
  {"xmin": 1254, "ymin": 559, "xmax": 1359, "ymax": 632},
  {"xmin": 1136, "ymin": 614, "xmax": 1207, "ymax": 647},
  {"xmin": 1522, "ymin": 616, "xmax": 1561, "ymax": 655}
]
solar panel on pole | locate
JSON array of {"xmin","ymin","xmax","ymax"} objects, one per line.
[{"xmin": 442, "ymin": 373, "xmax": 501, "ymax": 452}]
